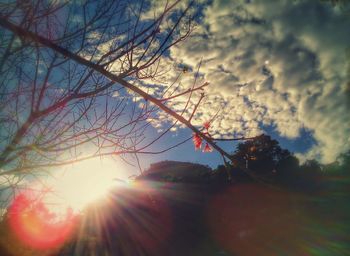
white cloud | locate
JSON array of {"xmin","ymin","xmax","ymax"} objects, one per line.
[{"xmin": 149, "ymin": 0, "xmax": 350, "ymax": 163}]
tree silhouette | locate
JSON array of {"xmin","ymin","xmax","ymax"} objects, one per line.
[{"xmin": 230, "ymin": 134, "xmax": 292, "ymax": 182}]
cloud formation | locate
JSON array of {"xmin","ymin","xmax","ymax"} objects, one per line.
[{"xmin": 148, "ymin": 0, "xmax": 350, "ymax": 163}]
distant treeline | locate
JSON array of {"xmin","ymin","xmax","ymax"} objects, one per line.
[{"xmin": 139, "ymin": 134, "xmax": 350, "ymax": 193}]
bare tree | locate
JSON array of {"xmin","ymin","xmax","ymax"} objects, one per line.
[{"xmin": 0, "ymin": 0, "xmax": 256, "ymax": 197}]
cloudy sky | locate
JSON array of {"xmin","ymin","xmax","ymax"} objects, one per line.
[
  {"xmin": 1, "ymin": 0, "xmax": 349, "ymax": 179},
  {"xmin": 143, "ymin": 0, "xmax": 350, "ymax": 166}
]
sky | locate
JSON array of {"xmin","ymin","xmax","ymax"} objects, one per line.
[
  {"xmin": 1, "ymin": 0, "xmax": 349, "ymax": 180},
  {"xmin": 137, "ymin": 0, "xmax": 350, "ymax": 169}
]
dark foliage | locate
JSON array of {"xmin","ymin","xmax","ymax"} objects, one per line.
[{"xmin": 230, "ymin": 135, "xmax": 293, "ymax": 182}]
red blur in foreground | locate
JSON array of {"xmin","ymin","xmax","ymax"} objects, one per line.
[
  {"xmin": 7, "ymin": 193, "xmax": 78, "ymax": 250},
  {"xmin": 207, "ymin": 184, "xmax": 305, "ymax": 256}
]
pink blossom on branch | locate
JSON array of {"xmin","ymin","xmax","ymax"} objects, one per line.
[
  {"xmin": 192, "ymin": 121, "xmax": 214, "ymax": 152},
  {"xmin": 193, "ymin": 133, "xmax": 202, "ymax": 150},
  {"xmin": 203, "ymin": 143, "xmax": 213, "ymax": 152},
  {"xmin": 203, "ymin": 121, "xmax": 210, "ymax": 130}
]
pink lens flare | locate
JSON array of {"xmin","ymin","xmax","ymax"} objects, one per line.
[{"xmin": 7, "ymin": 192, "xmax": 79, "ymax": 250}]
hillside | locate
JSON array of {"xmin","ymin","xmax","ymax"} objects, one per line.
[{"xmin": 138, "ymin": 161, "xmax": 213, "ymax": 183}]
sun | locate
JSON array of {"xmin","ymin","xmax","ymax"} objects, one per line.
[
  {"xmin": 42, "ymin": 157, "xmax": 125, "ymax": 214},
  {"xmin": 6, "ymin": 157, "xmax": 130, "ymax": 250}
]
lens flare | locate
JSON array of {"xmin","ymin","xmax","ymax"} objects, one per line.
[
  {"xmin": 4, "ymin": 158, "xmax": 131, "ymax": 253},
  {"xmin": 65, "ymin": 180, "xmax": 174, "ymax": 255},
  {"xmin": 7, "ymin": 192, "xmax": 78, "ymax": 250}
]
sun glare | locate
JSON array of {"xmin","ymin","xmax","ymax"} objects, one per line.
[
  {"xmin": 43, "ymin": 157, "xmax": 124, "ymax": 214},
  {"xmin": 6, "ymin": 158, "xmax": 130, "ymax": 250}
]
